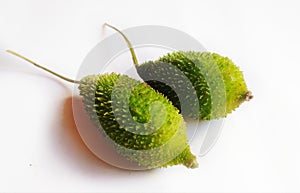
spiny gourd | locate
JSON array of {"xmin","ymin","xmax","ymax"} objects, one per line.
[
  {"xmin": 6, "ymin": 50, "xmax": 198, "ymax": 169},
  {"xmin": 105, "ymin": 24, "xmax": 253, "ymax": 119}
]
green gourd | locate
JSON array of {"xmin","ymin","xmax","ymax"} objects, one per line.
[
  {"xmin": 105, "ymin": 24, "xmax": 253, "ymax": 120},
  {"xmin": 7, "ymin": 50, "xmax": 198, "ymax": 169}
]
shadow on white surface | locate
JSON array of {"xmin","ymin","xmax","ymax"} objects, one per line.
[{"xmin": 52, "ymin": 96, "xmax": 153, "ymax": 175}]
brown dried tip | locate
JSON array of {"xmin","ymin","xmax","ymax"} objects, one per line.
[
  {"xmin": 189, "ymin": 160, "xmax": 199, "ymax": 169},
  {"xmin": 245, "ymin": 91, "xmax": 253, "ymax": 101},
  {"xmin": 185, "ymin": 159, "xmax": 199, "ymax": 169}
]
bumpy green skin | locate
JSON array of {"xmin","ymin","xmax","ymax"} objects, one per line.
[
  {"xmin": 78, "ymin": 73, "xmax": 198, "ymax": 169},
  {"xmin": 209, "ymin": 53, "xmax": 249, "ymax": 114},
  {"xmin": 137, "ymin": 54, "xmax": 210, "ymax": 119},
  {"xmin": 137, "ymin": 51, "xmax": 249, "ymax": 119}
]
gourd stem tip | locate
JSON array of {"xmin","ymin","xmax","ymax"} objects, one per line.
[
  {"xmin": 103, "ymin": 23, "xmax": 139, "ymax": 67},
  {"xmin": 6, "ymin": 50, "xmax": 80, "ymax": 84}
]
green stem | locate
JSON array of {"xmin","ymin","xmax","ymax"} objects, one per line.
[
  {"xmin": 104, "ymin": 23, "xmax": 139, "ymax": 67},
  {"xmin": 6, "ymin": 50, "xmax": 80, "ymax": 84}
]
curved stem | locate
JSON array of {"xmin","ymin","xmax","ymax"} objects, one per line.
[
  {"xmin": 104, "ymin": 23, "xmax": 139, "ymax": 67},
  {"xmin": 6, "ymin": 50, "xmax": 80, "ymax": 84}
]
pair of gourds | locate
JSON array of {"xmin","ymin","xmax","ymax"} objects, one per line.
[{"xmin": 7, "ymin": 24, "xmax": 252, "ymax": 169}]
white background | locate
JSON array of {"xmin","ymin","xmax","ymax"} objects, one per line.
[{"xmin": 1, "ymin": 0, "xmax": 300, "ymax": 192}]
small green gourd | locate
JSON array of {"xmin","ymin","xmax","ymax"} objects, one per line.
[
  {"xmin": 105, "ymin": 24, "xmax": 253, "ymax": 120},
  {"xmin": 6, "ymin": 50, "xmax": 198, "ymax": 169}
]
